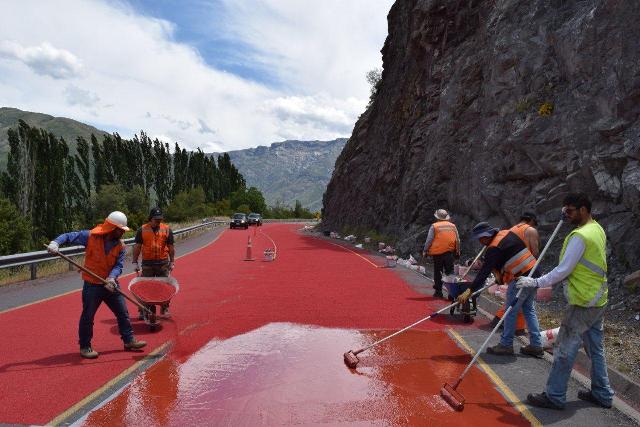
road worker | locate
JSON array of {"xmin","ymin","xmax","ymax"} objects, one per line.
[
  {"xmin": 491, "ymin": 212, "xmax": 541, "ymax": 335},
  {"xmin": 518, "ymin": 193, "xmax": 614, "ymax": 410},
  {"xmin": 422, "ymin": 209, "xmax": 460, "ymax": 299},
  {"xmin": 47, "ymin": 211, "xmax": 147, "ymax": 359},
  {"xmin": 132, "ymin": 207, "xmax": 175, "ymax": 317},
  {"xmin": 457, "ymin": 221, "xmax": 543, "ymax": 356}
]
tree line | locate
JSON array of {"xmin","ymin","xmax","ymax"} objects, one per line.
[{"xmin": 0, "ymin": 120, "xmax": 315, "ymax": 255}]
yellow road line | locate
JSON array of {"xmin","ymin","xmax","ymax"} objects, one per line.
[
  {"xmin": 48, "ymin": 342, "xmax": 171, "ymax": 426},
  {"xmin": 0, "ymin": 227, "xmax": 225, "ymax": 315},
  {"xmin": 324, "ymin": 240, "xmax": 382, "ymax": 269},
  {"xmin": 447, "ymin": 328, "xmax": 542, "ymax": 427}
]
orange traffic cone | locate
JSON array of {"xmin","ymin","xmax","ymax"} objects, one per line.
[{"xmin": 244, "ymin": 236, "xmax": 255, "ymax": 261}]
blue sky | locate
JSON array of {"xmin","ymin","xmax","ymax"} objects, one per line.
[
  {"xmin": 125, "ymin": 0, "xmax": 281, "ymax": 86},
  {"xmin": 0, "ymin": 0, "xmax": 393, "ymax": 151}
]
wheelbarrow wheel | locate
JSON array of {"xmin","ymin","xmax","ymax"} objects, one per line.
[{"xmin": 463, "ymin": 314, "xmax": 472, "ymax": 323}]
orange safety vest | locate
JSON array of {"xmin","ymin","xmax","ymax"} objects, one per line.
[
  {"xmin": 427, "ymin": 221, "xmax": 458, "ymax": 255},
  {"xmin": 510, "ymin": 222, "xmax": 535, "ymax": 252},
  {"xmin": 140, "ymin": 223, "xmax": 171, "ymax": 261},
  {"xmin": 489, "ymin": 230, "xmax": 537, "ymax": 284},
  {"xmin": 83, "ymin": 232, "xmax": 124, "ymax": 284}
]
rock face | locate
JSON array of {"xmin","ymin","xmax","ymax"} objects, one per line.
[{"xmin": 323, "ymin": 0, "xmax": 640, "ymax": 273}]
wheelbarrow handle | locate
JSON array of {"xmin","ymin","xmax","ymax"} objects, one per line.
[{"xmin": 45, "ymin": 245, "xmax": 153, "ymax": 315}]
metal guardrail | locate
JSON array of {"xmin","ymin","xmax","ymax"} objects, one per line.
[{"xmin": 0, "ymin": 220, "xmax": 226, "ymax": 280}]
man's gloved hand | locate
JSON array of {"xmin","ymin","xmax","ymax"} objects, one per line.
[
  {"xmin": 168, "ymin": 261, "xmax": 175, "ymax": 271},
  {"xmin": 47, "ymin": 241, "xmax": 59, "ymax": 254},
  {"xmin": 456, "ymin": 288, "xmax": 472, "ymax": 304},
  {"xmin": 105, "ymin": 277, "xmax": 118, "ymax": 293},
  {"xmin": 516, "ymin": 276, "xmax": 539, "ymax": 289},
  {"xmin": 133, "ymin": 261, "xmax": 140, "ymax": 273}
]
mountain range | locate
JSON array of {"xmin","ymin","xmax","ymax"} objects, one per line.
[
  {"xmin": 0, "ymin": 107, "xmax": 345, "ymax": 210},
  {"xmin": 217, "ymin": 139, "xmax": 347, "ymax": 211}
]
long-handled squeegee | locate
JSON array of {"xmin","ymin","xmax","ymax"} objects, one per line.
[
  {"xmin": 440, "ymin": 217, "xmax": 565, "ymax": 411},
  {"xmin": 46, "ymin": 245, "xmax": 153, "ymax": 315},
  {"xmin": 343, "ymin": 246, "xmax": 487, "ymax": 369}
]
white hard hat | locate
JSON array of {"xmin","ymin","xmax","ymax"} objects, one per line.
[{"xmin": 106, "ymin": 211, "xmax": 130, "ymax": 231}]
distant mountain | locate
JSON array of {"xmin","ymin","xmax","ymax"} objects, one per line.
[
  {"xmin": 219, "ymin": 139, "xmax": 347, "ymax": 211},
  {"xmin": 0, "ymin": 107, "xmax": 109, "ymax": 169}
]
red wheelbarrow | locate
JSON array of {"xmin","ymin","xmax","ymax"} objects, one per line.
[{"xmin": 129, "ymin": 276, "xmax": 179, "ymax": 331}]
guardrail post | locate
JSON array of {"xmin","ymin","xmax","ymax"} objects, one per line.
[{"xmin": 30, "ymin": 263, "xmax": 37, "ymax": 280}]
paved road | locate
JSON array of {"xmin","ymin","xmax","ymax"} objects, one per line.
[{"xmin": 1, "ymin": 226, "xmax": 638, "ymax": 426}]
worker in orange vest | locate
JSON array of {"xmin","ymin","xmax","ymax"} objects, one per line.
[
  {"xmin": 132, "ymin": 207, "xmax": 175, "ymax": 317},
  {"xmin": 422, "ymin": 209, "xmax": 460, "ymax": 299},
  {"xmin": 491, "ymin": 212, "xmax": 540, "ymax": 335},
  {"xmin": 458, "ymin": 221, "xmax": 543, "ymax": 356},
  {"xmin": 47, "ymin": 211, "xmax": 147, "ymax": 359}
]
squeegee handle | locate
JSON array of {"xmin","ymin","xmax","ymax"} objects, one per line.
[
  {"xmin": 451, "ymin": 218, "xmax": 564, "ymax": 387},
  {"xmin": 459, "ymin": 247, "xmax": 486, "ymax": 282},
  {"xmin": 45, "ymin": 245, "xmax": 152, "ymax": 315},
  {"xmin": 354, "ymin": 281, "xmax": 494, "ymax": 356}
]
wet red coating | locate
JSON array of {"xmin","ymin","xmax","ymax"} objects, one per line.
[
  {"xmin": 0, "ymin": 224, "xmax": 499, "ymax": 424},
  {"xmin": 82, "ymin": 324, "xmax": 528, "ymax": 426},
  {"xmin": 130, "ymin": 280, "xmax": 176, "ymax": 303}
]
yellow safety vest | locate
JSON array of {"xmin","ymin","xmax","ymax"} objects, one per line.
[{"xmin": 560, "ymin": 220, "xmax": 608, "ymax": 307}]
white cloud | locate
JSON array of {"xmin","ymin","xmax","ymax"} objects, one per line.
[
  {"xmin": 0, "ymin": 40, "xmax": 83, "ymax": 79},
  {"xmin": 64, "ymin": 84, "xmax": 100, "ymax": 107},
  {"xmin": 0, "ymin": 0, "xmax": 392, "ymax": 151}
]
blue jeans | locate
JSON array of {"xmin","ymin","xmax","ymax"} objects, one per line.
[
  {"xmin": 500, "ymin": 281, "xmax": 542, "ymax": 347},
  {"xmin": 79, "ymin": 281, "xmax": 134, "ymax": 348},
  {"xmin": 546, "ymin": 305, "xmax": 614, "ymax": 408}
]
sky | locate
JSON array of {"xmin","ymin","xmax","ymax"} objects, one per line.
[{"xmin": 0, "ymin": 0, "xmax": 393, "ymax": 152}]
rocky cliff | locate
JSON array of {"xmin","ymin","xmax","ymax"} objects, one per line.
[{"xmin": 323, "ymin": 0, "xmax": 640, "ymax": 274}]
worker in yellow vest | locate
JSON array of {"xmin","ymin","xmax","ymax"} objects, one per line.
[
  {"xmin": 517, "ymin": 193, "xmax": 613, "ymax": 410},
  {"xmin": 491, "ymin": 212, "xmax": 540, "ymax": 334},
  {"xmin": 422, "ymin": 209, "xmax": 460, "ymax": 299}
]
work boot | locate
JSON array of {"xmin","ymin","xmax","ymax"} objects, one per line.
[
  {"xmin": 433, "ymin": 290, "xmax": 444, "ymax": 299},
  {"xmin": 578, "ymin": 390, "xmax": 612, "ymax": 409},
  {"xmin": 80, "ymin": 347, "xmax": 98, "ymax": 359},
  {"xmin": 515, "ymin": 328, "xmax": 527, "ymax": 336},
  {"xmin": 124, "ymin": 339, "xmax": 147, "ymax": 351},
  {"xmin": 527, "ymin": 392, "xmax": 563, "ymax": 410},
  {"xmin": 487, "ymin": 343, "xmax": 514, "ymax": 355},
  {"xmin": 520, "ymin": 344, "xmax": 544, "ymax": 358}
]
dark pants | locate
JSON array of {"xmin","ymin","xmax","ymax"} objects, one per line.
[
  {"xmin": 432, "ymin": 252, "xmax": 454, "ymax": 292},
  {"xmin": 79, "ymin": 281, "xmax": 134, "ymax": 348},
  {"xmin": 141, "ymin": 262, "xmax": 170, "ymax": 310}
]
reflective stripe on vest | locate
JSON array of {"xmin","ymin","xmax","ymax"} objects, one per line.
[
  {"xmin": 141, "ymin": 223, "xmax": 170, "ymax": 261},
  {"xmin": 83, "ymin": 232, "xmax": 123, "ymax": 284},
  {"xmin": 489, "ymin": 230, "xmax": 536, "ymax": 283},
  {"xmin": 559, "ymin": 220, "xmax": 608, "ymax": 307},
  {"xmin": 427, "ymin": 221, "xmax": 458, "ymax": 255}
]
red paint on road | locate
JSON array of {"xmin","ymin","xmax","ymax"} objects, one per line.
[
  {"xmin": 83, "ymin": 324, "xmax": 527, "ymax": 426},
  {"xmin": 0, "ymin": 224, "xmax": 510, "ymax": 425}
]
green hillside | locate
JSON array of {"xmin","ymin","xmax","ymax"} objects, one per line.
[{"xmin": 0, "ymin": 107, "xmax": 109, "ymax": 169}]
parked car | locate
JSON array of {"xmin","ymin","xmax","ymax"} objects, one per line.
[
  {"xmin": 230, "ymin": 213, "xmax": 248, "ymax": 229},
  {"xmin": 247, "ymin": 213, "xmax": 263, "ymax": 226}
]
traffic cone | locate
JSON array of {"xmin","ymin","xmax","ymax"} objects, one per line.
[{"xmin": 244, "ymin": 236, "xmax": 255, "ymax": 261}]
